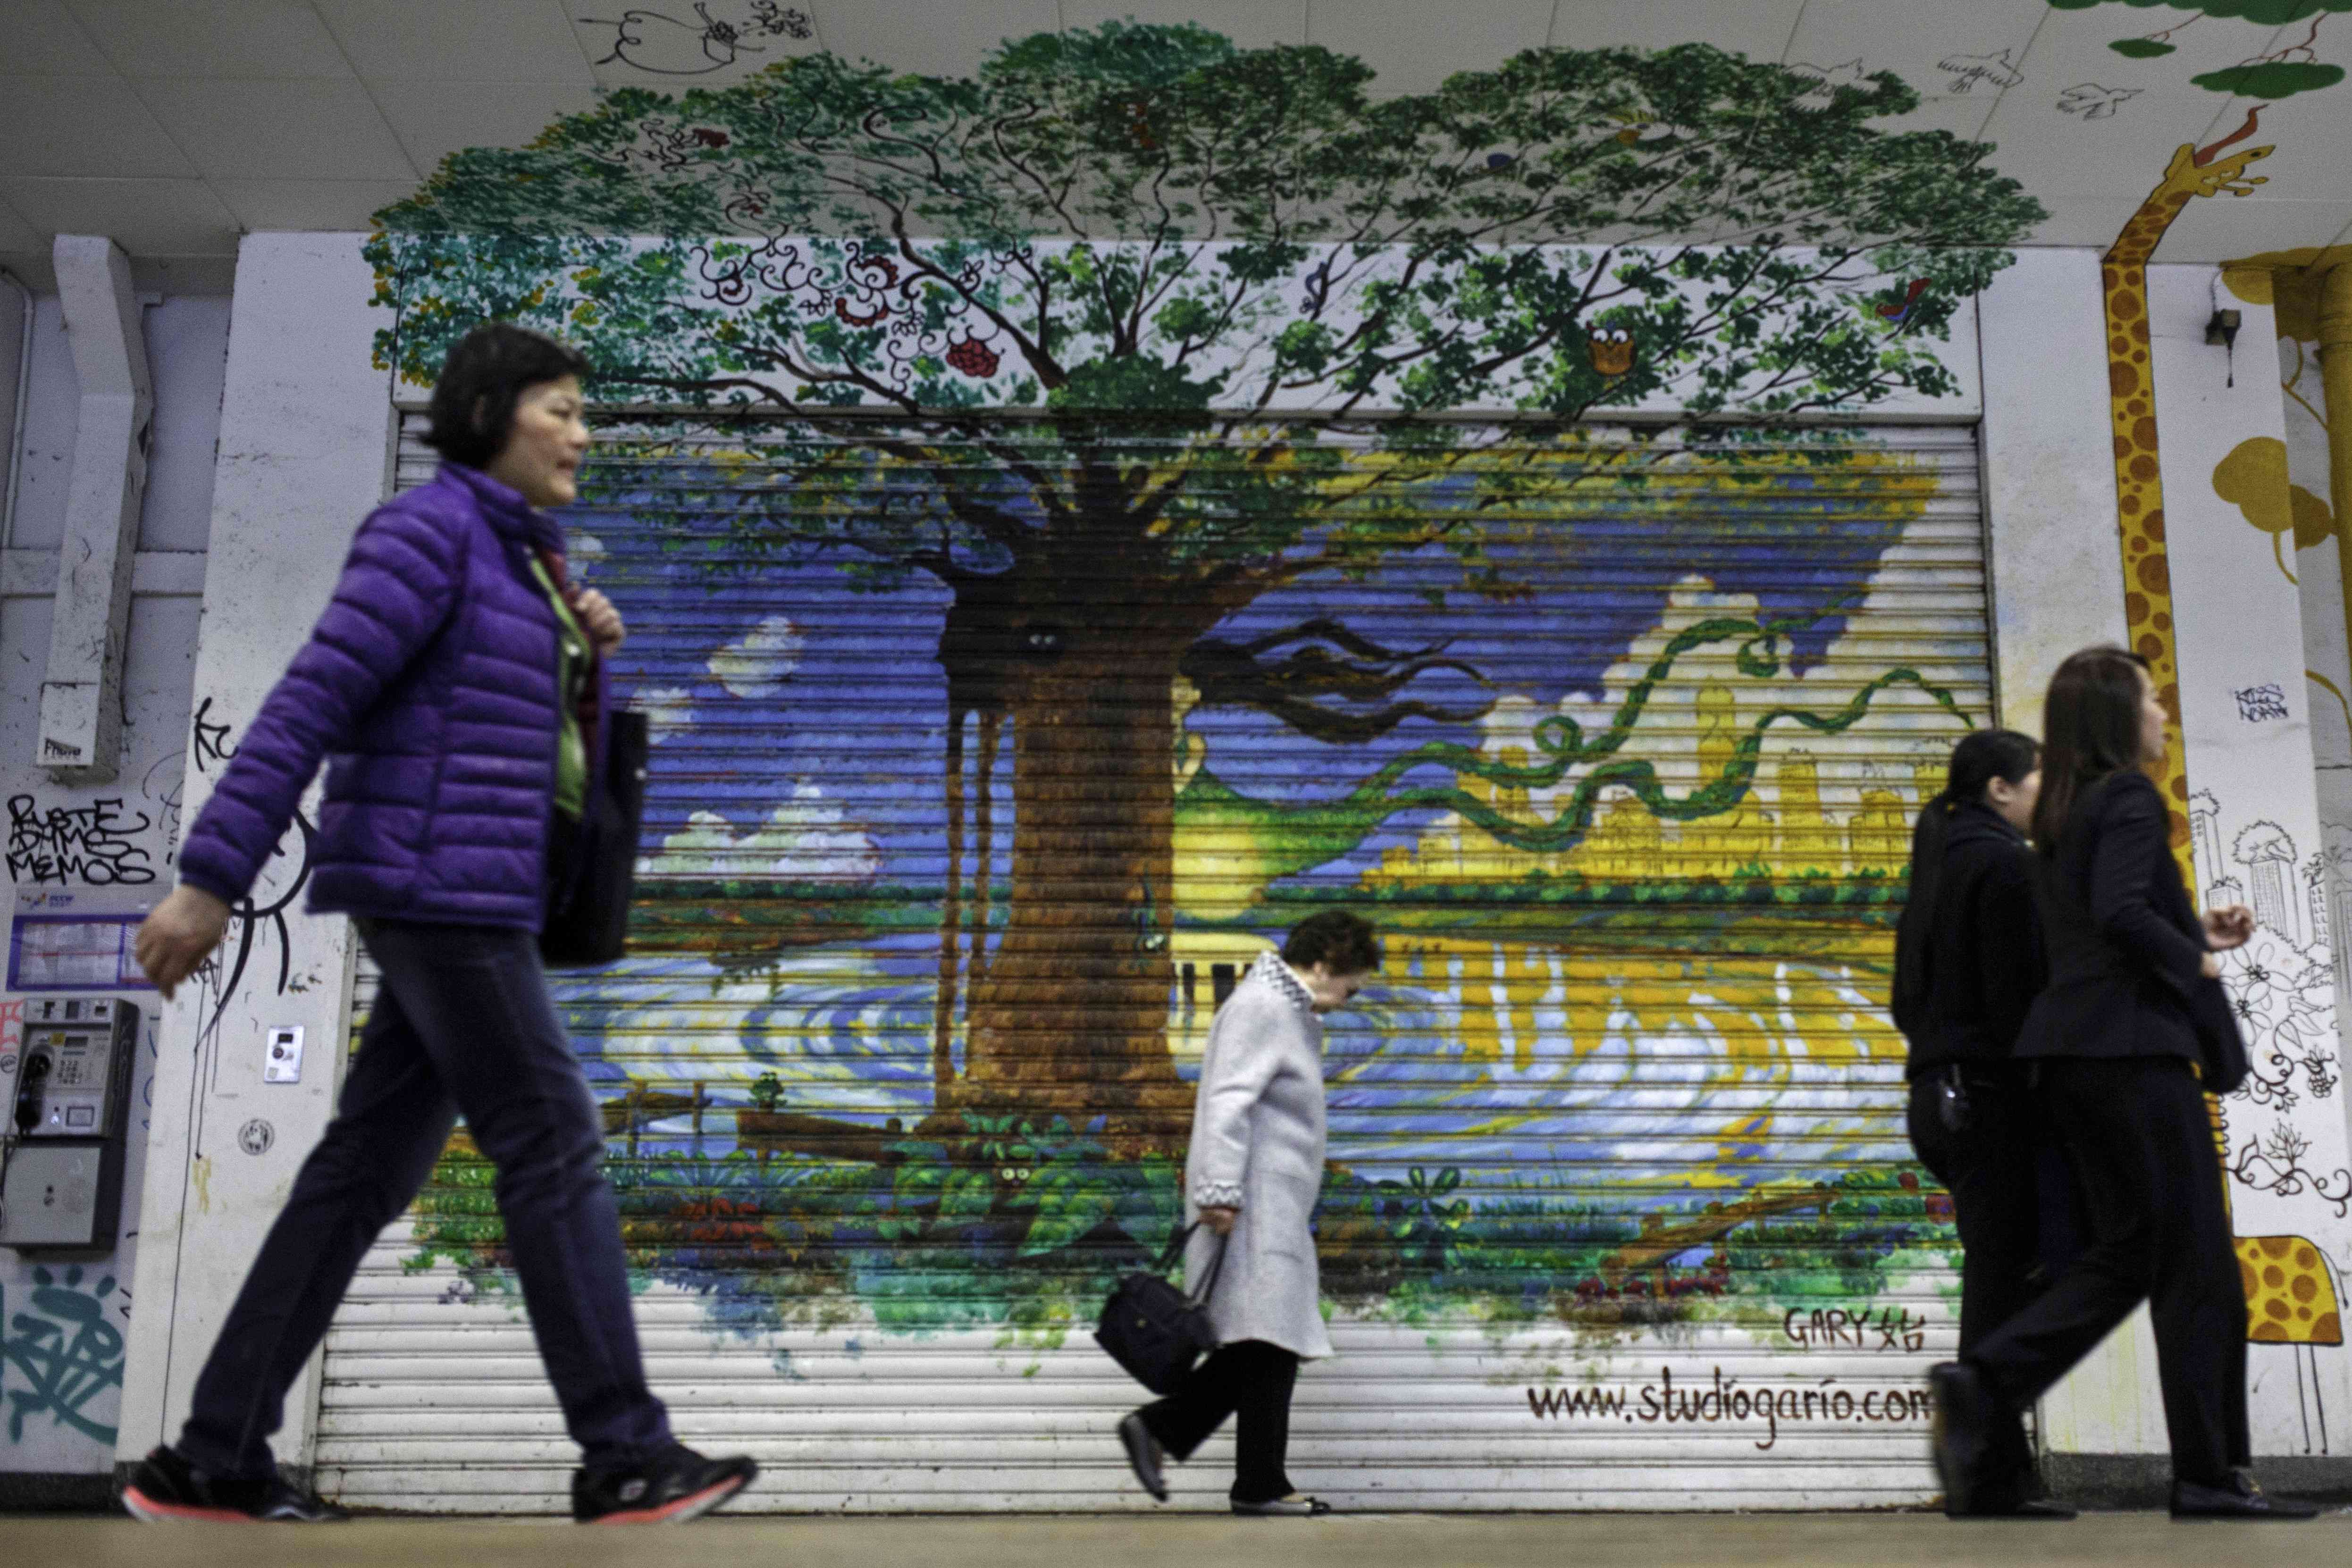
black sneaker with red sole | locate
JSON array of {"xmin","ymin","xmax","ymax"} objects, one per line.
[
  {"xmin": 120, "ymin": 1446, "xmax": 349, "ymax": 1523},
  {"xmin": 573, "ymin": 1443, "xmax": 758, "ymax": 1524}
]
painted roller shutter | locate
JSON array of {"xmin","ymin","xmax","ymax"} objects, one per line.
[{"xmin": 315, "ymin": 413, "xmax": 1991, "ymax": 1512}]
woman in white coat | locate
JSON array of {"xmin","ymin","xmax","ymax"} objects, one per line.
[{"xmin": 1118, "ymin": 911, "xmax": 1382, "ymax": 1517}]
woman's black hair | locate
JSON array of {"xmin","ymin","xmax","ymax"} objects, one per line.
[
  {"xmin": 1890, "ymin": 728, "xmax": 2041, "ymax": 1041},
  {"xmin": 1281, "ymin": 910, "xmax": 1382, "ymax": 976},
  {"xmin": 421, "ymin": 323, "xmax": 590, "ymax": 469},
  {"xmin": 2031, "ymin": 644, "xmax": 2153, "ymax": 855}
]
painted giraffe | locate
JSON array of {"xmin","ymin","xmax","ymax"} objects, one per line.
[
  {"xmin": 2104, "ymin": 114, "xmax": 2352, "ymax": 1448},
  {"xmin": 2102, "ymin": 108, "xmax": 2272, "ymax": 872}
]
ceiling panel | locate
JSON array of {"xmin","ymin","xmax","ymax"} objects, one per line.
[
  {"xmin": 1977, "ymin": 88, "xmax": 2229, "ymax": 199},
  {"xmin": 2015, "ymin": 3, "xmax": 2285, "ymax": 85},
  {"xmin": 313, "ymin": 0, "xmax": 597, "ymax": 83},
  {"xmin": 0, "ymin": 194, "xmax": 41, "ymax": 252},
  {"xmin": 0, "ymin": 176, "xmax": 240, "ymax": 252},
  {"xmin": 565, "ymin": 1, "xmax": 823, "ymax": 91},
  {"xmin": 370, "ymin": 79, "xmax": 605, "ymax": 174},
  {"xmin": 2018, "ymin": 196, "xmax": 2147, "ymax": 249},
  {"xmin": 1061, "ymin": 0, "xmax": 1305, "ymax": 51},
  {"xmin": 134, "ymin": 77, "xmax": 417, "ymax": 181},
  {"xmin": 2156, "ymin": 198, "xmax": 2352, "ymax": 265},
  {"xmin": 1783, "ymin": 0, "xmax": 2047, "ymax": 99},
  {"xmin": 1548, "ymin": 0, "xmax": 1805, "ymax": 60},
  {"xmin": 0, "ymin": 75, "xmax": 198, "ymax": 177},
  {"xmin": 815, "ymin": 0, "xmax": 1058, "ymax": 79},
  {"xmin": 1301, "ymin": 0, "xmax": 1550, "ymax": 96},
  {"xmin": 66, "ymin": 0, "xmax": 353, "ymax": 78},
  {"xmin": 2, "ymin": 0, "xmax": 113, "ymax": 72},
  {"xmin": 210, "ymin": 177, "xmax": 417, "ymax": 231}
]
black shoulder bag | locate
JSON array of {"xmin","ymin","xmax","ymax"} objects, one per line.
[
  {"xmin": 1096, "ymin": 1223, "xmax": 1226, "ymax": 1395},
  {"xmin": 541, "ymin": 708, "xmax": 650, "ymax": 968}
]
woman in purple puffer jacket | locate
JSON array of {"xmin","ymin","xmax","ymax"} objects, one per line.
[{"xmin": 120, "ymin": 324, "xmax": 757, "ymax": 1526}]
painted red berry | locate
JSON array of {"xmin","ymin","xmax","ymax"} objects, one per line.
[{"xmin": 946, "ymin": 337, "xmax": 1001, "ymax": 378}]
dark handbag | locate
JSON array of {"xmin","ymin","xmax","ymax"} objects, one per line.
[
  {"xmin": 2188, "ymin": 974, "xmax": 2250, "ymax": 1097},
  {"xmin": 1096, "ymin": 1224, "xmax": 1226, "ymax": 1395},
  {"xmin": 540, "ymin": 708, "xmax": 650, "ymax": 968}
]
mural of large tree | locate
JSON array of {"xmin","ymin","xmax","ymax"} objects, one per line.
[{"xmin": 368, "ymin": 25, "xmax": 2039, "ymax": 1137}]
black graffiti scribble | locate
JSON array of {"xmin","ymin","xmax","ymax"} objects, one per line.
[
  {"xmin": 190, "ymin": 697, "xmax": 236, "ymax": 774},
  {"xmin": 5, "ymin": 797, "xmax": 155, "ymax": 886},
  {"xmin": 0, "ymin": 1266, "xmax": 125, "ymax": 1446},
  {"xmin": 584, "ymin": 2, "xmax": 807, "ymax": 74},
  {"xmin": 2235, "ymin": 683, "xmax": 2291, "ymax": 723}
]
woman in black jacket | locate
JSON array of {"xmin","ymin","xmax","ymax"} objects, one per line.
[
  {"xmin": 1928, "ymin": 646, "xmax": 2314, "ymax": 1521},
  {"xmin": 1892, "ymin": 729, "xmax": 2063, "ymax": 1518}
]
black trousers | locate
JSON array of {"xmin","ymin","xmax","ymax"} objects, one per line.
[
  {"xmin": 1907, "ymin": 1069, "xmax": 2045, "ymax": 1359},
  {"xmin": 177, "ymin": 920, "xmax": 674, "ymax": 1478},
  {"xmin": 1140, "ymin": 1340, "xmax": 1300, "ymax": 1504},
  {"xmin": 1908, "ymin": 1068, "xmax": 2047, "ymax": 1492},
  {"xmin": 1967, "ymin": 1056, "xmax": 2249, "ymax": 1488}
]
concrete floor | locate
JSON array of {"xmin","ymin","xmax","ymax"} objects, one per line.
[{"xmin": 12, "ymin": 1511, "xmax": 2352, "ymax": 1567}]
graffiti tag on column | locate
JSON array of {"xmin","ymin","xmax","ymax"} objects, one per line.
[
  {"xmin": 0, "ymin": 1266, "xmax": 125, "ymax": 1445},
  {"xmin": 1781, "ymin": 1304, "xmax": 1928, "ymax": 1353},
  {"xmin": 5, "ymin": 797, "xmax": 156, "ymax": 885},
  {"xmin": 185, "ymin": 699, "xmax": 313, "ymax": 1012}
]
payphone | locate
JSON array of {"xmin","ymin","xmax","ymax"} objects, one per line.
[{"xmin": 0, "ymin": 996, "xmax": 140, "ymax": 1253}]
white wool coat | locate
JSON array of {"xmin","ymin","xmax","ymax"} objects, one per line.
[{"xmin": 1182, "ymin": 951, "xmax": 1334, "ymax": 1360}]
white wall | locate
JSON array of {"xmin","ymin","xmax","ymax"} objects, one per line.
[
  {"xmin": 0, "ymin": 290, "xmax": 225, "ymax": 1478},
  {"xmin": 113, "ymin": 234, "xmax": 393, "ymax": 1479}
]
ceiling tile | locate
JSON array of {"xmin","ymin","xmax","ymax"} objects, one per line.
[
  {"xmin": 567, "ymin": 0, "xmax": 823, "ymax": 90},
  {"xmin": 1551, "ymin": 0, "xmax": 1805, "ymax": 61},
  {"xmin": 815, "ymin": 0, "xmax": 1058, "ymax": 79},
  {"xmin": 313, "ymin": 0, "xmax": 596, "ymax": 83},
  {"xmin": 64, "ymin": 0, "xmax": 353, "ymax": 78},
  {"xmin": 1872, "ymin": 93, "xmax": 1998, "ymax": 143},
  {"xmin": 210, "ymin": 178, "xmax": 417, "ymax": 230},
  {"xmin": 370, "ymin": 79, "xmax": 605, "ymax": 173},
  {"xmin": 134, "ymin": 77, "xmax": 418, "ymax": 181},
  {"xmin": 2154, "ymin": 198, "xmax": 2352, "ymax": 264},
  {"xmin": 1300, "ymin": 0, "xmax": 1550, "ymax": 96},
  {"xmin": 2, "ymin": 0, "xmax": 112, "ymax": 72},
  {"xmin": 1061, "ymin": 0, "xmax": 1305, "ymax": 51},
  {"xmin": 0, "ymin": 194, "xmax": 41, "ymax": 252},
  {"xmin": 2016, "ymin": 1, "xmax": 2283, "ymax": 86},
  {"xmin": 2019, "ymin": 197, "xmax": 2146, "ymax": 249},
  {"xmin": 0, "ymin": 75, "xmax": 197, "ymax": 176},
  {"xmin": 0, "ymin": 176, "xmax": 241, "ymax": 252},
  {"xmin": 1978, "ymin": 89, "xmax": 2232, "ymax": 199},
  {"xmin": 1782, "ymin": 0, "xmax": 2046, "ymax": 102}
]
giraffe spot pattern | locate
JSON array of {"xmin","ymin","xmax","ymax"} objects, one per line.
[
  {"xmin": 2266, "ymin": 1265, "xmax": 2288, "ymax": 1288},
  {"xmin": 2263, "ymin": 1237, "xmax": 2293, "ymax": 1258}
]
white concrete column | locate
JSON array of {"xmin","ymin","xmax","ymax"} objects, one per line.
[
  {"xmin": 116, "ymin": 234, "xmax": 392, "ymax": 1478},
  {"xmin": 38, "ymin": 236, "xmax": 151, "ymax": 781}
]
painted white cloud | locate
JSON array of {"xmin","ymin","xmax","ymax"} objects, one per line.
[
  {"xmin": 636, "ymin": 685, "xmax": 697, "ymax": 745},
  {"xmin": 568, "ymin": 531, "xmax": 607, "ymax": 574},
  {"xmin": 709, "ymin": 614, "xmax": 804, "ymax": 698},
  {"xmin": 640, "ymin": 786, "xmax": 882, "ymax": 882}
]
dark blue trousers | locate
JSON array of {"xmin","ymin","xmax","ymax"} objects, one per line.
[{"xmin": 177, "ymin": 920, "xmax": 672, "ymax": 1477}]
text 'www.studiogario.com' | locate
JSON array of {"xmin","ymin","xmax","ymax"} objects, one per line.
[{"xmin": 1527, "ymin": 1367, "xmax": 1933, "ymax": 1451}]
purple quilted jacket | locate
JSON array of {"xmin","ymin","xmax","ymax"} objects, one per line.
[{"xmin": 178, "ymin": 464, "xmax": 600, "ymax": 930}]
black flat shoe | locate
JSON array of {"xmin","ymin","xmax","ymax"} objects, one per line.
[
  {"xmin": 2171, "ymin": 1469, "xmax": 2320, "ymax": 1519},
  {"xmin": 1232, "ymin": 1494, "xmax": 1332, "ymax": 1517},
  {"xmin": 1119, "ymin": 1413, "xmax": 1168, "ymax": 1503},
  {"xmin": 1949, "ymin": 1496, "xmax": 2078, "ymax": 1520},
  {"xmin": 1927, "ymin": 1362, "xmax": 2002, "ymax": 1516}
]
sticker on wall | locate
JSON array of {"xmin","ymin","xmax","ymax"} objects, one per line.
[{"xmin": 236, "ymin": 1119, "xmax": 274, "ymax": 1157}]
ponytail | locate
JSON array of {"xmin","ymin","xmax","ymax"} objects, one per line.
[{"xmin": 1891, "ymin": 728, "xmax": 2042, "ymax": 1041}]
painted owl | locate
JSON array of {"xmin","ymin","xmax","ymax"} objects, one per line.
[{"xmin": 1588, "ymin": 327, "xmax": 1635, "ymax": 378}]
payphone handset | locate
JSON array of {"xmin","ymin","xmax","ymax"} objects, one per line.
[{"xmin": 14, "ymin": 996, "xmax": 139, "ymax": 1140}]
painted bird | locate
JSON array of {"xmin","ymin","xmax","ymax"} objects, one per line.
[{"xmin": 1876, "ymin": 279, "xmax": 1931, "ymax": 324}]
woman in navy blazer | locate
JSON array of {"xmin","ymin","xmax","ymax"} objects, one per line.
[{"xmin": 1927, "ymin": 646, "xmax": 2313, "ymax": 1520}]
